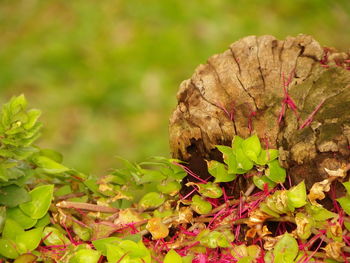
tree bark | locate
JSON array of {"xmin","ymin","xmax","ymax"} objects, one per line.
[{"xmin": 169, "ymin": 35, "xmax": 350, "ymax": 191}]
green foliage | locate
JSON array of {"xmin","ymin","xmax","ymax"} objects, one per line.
[
  {"xmin": 271, "ymin": 233, "xmax": 299, "ymax": 263},
  {"xmin": 164, "ymin": 249, "xmax": 182, "ymax": 263},
  {"xmin": 196, "ymin": 229, "xmax": 234, "ymax": 248},
  {"xmin": 0, "ymin": 96, "xmax": 348, "ymax": 262},
  {"xmin": 215, "ymin": 135, "xmax": 286, "ymax": 189},
  {"xmin": 337, "ymin": 181, "xmax": 350, "ymax": 215}
]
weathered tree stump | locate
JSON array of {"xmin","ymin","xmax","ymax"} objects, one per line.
[{"xmin": 169, "ymin": 35, "xmax": 350, "ymax": 192}]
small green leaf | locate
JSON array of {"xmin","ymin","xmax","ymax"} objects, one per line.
[
  {"xmin": 241, "ymin": 135, "xmax": 261, "ymax": 162},
  {"xmin": 92, "ymin": 237, "xmax": 121, "ymax": 256},
  {"xmin": 72, "ymin": 221, "xmax": 91, "ymax": 241},
  {"xmin": 256, "ymin": 149, "xmax": 279, "ymax": 165},
  {"xmin": 0, "ymin": 238, "xmax": 19, "ymax": 259},
  {"xmin": 196, "ymin": 229, "xmax": 234, "ymax": 248},
  {"xmin": 35, "ymin": 213, "xmax": 50, "ymax": 227},
  {"xmin": 197, "ymin": 182, "xmax": 223, "ymax": 198},
  {"xmin": 266, "ymin": 160, "xmax": 286, "ymax": 183},
  {"xmin": 39, "ymin": 149, "xmax": 63, "ymax": 164},
  {"xmin": 191, "ymin": 195, "xmax": 212, "ymax": 215},
  {"xmin": 69, "ymin": 248, "xmax": 101, "ymax": 263},
  {"xmin": 20, "ymin": 184, "xmax": 54, "ymax": 219},
  {"xmin": 157, "ymin": 180, "xmax": 181, "ymax": 195},
  {"xmin": 3, "ymin": 218, "xmax": 24, "ymax": 240},
  {"xmin": 32, "ymin": 155, "xmax": 69, "ymax": 174},
  {"xmin": 42, "ymin": 227, "xmax": 70, "ymax": 246},
  {"xmin": 306, "ymin": 204, "xmax": 336, "ymax": 221},
  {"xmin": 232, "ymin": 135, "xmax": 244, "ymax": 150},
  {"xmin": 337, "ymin": 196, "xmax": 350, "ymax": 216},
  {"xmin": 253, "ymin": 175, "xmax": 276, "ymax": 190},
  {"xmin": 0, "ymin": 185, "xmax": 31, "ymax": 207},
  {"xmin": 235, "ymin": 147, "xmax": 254, "ymax": 171},
  {"xmin": 7, "ymin": 207, "xmax": 37, "ymax": 229},
  {"xmin": 273, "ymin": 233, "xmax": 298, "ymax": 262},
  {"xmin": 207, "ymin": 160, "xmax": 236, "ymax": 183},
  {"xmin": 164, "ymin": 249, "xmax": 182, "ymax": 263},
  {"xmin": 13, "ymin": 253, "xmax": 38, "ymax": 263},
  {"xmin": 260, "ymin": 203, "xmax": 280, "ymax": 218},
  {"xmin": 139, "ymin": 192, "xmax": 165, "ymax": 209},
  {"xmin": 16, "ymin": 227, "xmax": 43, "ymax": 253},
  {"xmin": 287, "ymin": 181, "xmax": 307, "ymax": 210}
]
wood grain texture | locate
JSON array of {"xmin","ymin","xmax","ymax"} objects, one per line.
[{"xmin": 169, "ymin": 35, "xmax": 350, "ymax": 189}]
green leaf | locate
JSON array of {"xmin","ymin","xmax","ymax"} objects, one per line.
[
  {"xmin": 256, "ymin": 149, "xmax": 279, "ymax": 165},
  {"xmin": 42, "ymin": 227, "xmax": 70, "ymax": 246},
  {"xmin": 273, "ymin": 233, "xmax": 298, "ymax": 262},
  {"xmin": 20, "ymin": 184, "xmax": 54, "ymax": 219},
  {"xmin": 35, "ymin": 213, "xmax": 50, "ymax": 227},
  {"xmin": 39, "ymin": 148, "xmax": 63, "ymax": 164},
  {"xmin": 0, "ymin": 185, "xmax": 31, "ymax": 207},
  {"xmin": 92, "ymin": 237, "xmax": 121, "ymax": 256},
  {"xmin": 253, "ymin": 175, "xmax": 276, "ymax": 190},
  {"xmin": 3, "ymin": 218, "xmax": 24, "ymax": 240},
  {"xmin": 72, "ymin": 221, "xmax": 91, "ymax": 241},
  {"xmin": 7, "ymin": 207, "xmax": 37, "ymax": 229},
  {"xmin": 191, "ymin": 195, "xmax": 212, "ymax": 215},
  {"xmin": 337, "ymin": 196, "xmax": 350, "ymax": 215},
  {"xmin": 119, "ymin": 240, "xmax": 148, "ymax": 258},
  {"xmin": 23, "ymin": 109, "xmax": 41, "ymax": 130},
  {"xmin": 266, "ymin": 160, "xmax": 286, "ymax": 183},
  {"xmin": 31, "ymin": 155, "xmax": 69, "ymax": 174},
  {"xmin": 0, "ymin": 238, "xmax": 19, "ymax": 259},
  {"xmin": 164, "ymin": 249, "xmax": 182, "ymax": 263},
  {"xmin": 196, "ymin": 229, "xmax": 234, "ymax": 248},
  {"xmin": 139, "ymin": 192, "xmax": 165, "ymax": 209},
  {"xmin": 241, "ymin": 135, "xmax": 261, "ymax": 162},
  {"xmin": 232, "ymin": 135, "xmax": 244, "ymax": 150},
  {"xmin": 16, "ymin": 227, "xmax": 43, "ymax": 253},
  {"xmin": 197, "ymin": 182, "xmax": 223, "ymax": 198},
  {"xmin": 235, "ymin": 147, "xmax": 254, "ymax": 171},
  {"xmin": 106, "ymin": 243, "xmax": 125, "ymax": 263},
  {"xmin": 13, "ymin": 253, "xmax": 38, "ymax": 263},
  {"xmin": 306, "ymin": 204, "xmax": 336, "ymax": 221},
  {"xmin": 69, "ymin": 248, "xmax": 101, "ymax": 263},
  {"xmin": 287, "ymin": 181, "xmax": 307, "ymax": 211},
  {"xmin": 157, "ymin": 180, "xmax": 181, "ymax": 195},
  {"xmin": 207, "ymin": 160, "xmax": 236, "ymax": 183},
  {"xmin": 260, "ymin": 203, "xmax": 280, "ymax": 218}
]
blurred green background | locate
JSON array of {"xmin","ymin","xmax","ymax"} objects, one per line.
[{"xmin": 0, "ymin": 0, "xmax": 349, "ymax": 175}]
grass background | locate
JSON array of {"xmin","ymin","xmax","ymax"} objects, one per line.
[{"xmin": 0, "ymin": 0, "xmax": 349, "ymax": 175}]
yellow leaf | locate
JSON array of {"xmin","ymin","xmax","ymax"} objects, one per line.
[{"xmin": 146, "ymin": 217, "xmax": 169, "ymax": 240}]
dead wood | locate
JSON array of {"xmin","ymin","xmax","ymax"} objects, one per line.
[{"xmin": 169, "ymin": 35, "xmax": 350, "ymax": 191}]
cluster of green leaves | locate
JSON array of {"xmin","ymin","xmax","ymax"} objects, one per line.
[
  {"xmin": 0, "ymin": 96, "xmax": 86, "ymax": 261},
  {"xmin": 92, "ymin": 157, "xmax": 187, "ymax": 210},
  {"xmin": 0, "ymin": 185, "xmax": 53, "ymax": 259},
  {"xmin": 210, "ymin": 135, "xmax": 286, "ymax": 189},
  {"xmin": 189, "ymin": 135, "xmax": 286, "ymax": 216}
]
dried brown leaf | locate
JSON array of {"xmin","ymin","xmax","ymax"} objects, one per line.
[
  {"xmin": 146, "ymin": 217, "xmax": 169, "ymax": 240},
  {"xmin": 323, "ymin": 241, "xmax": 345, "ymax": 262},
  {"xmin": 307, "ymin": 179, "xmax": 331, "ymax": 206}
]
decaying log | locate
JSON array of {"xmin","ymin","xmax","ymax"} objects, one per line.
[{"xmin": 169, "ymin": 35, "xmax": 350, "ymax": 191}]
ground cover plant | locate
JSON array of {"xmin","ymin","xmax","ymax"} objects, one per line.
[{"xmin": 0, "ymin": 95, "xmax": 350, "ymax": 263}]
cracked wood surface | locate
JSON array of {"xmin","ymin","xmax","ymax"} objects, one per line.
[{"xmin": 169, "ymin": 35, "xmax": 350, "ymax": 189}]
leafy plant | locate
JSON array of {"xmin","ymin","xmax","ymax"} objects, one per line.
[{"xmin": 0, "ymin": 95, "xmax": 349, "ymax": 263}]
